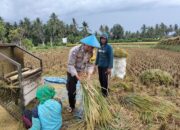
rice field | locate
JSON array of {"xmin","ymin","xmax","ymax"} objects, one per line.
[
  {"xmin": 0, "ymin": 42, "xmax": 180, "ymax": 130},
  {"xmin": 126, "ymin": 48, "xmax": 180, "ymax": 87},
  {"xmin": 111, "ymin": 42, "xmax": 158, "ymax": 48}
]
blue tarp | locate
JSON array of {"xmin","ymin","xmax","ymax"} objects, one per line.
[
  {"xmin": 43, "ymin": 77, "xmax": 81, "ymax": 89},
  {"xmin": 44, "ymin": 77, "xmax": 67, "ymax": 84}
]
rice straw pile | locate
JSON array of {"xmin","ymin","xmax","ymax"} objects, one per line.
[
  {"xmin": 114, "ymin": 48, "xmax": 128, "ymax": 58},
  {"xmin": 119, "ymin": 94, "xmax": 180, "ymax": 124}
]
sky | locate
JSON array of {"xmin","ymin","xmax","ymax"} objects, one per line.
[{"xmin": 0, "ymin": 0, "xmax": 180, "ymax": 32}]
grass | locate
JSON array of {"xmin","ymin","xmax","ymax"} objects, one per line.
[
  {"xmin": 66, "ymin": 43, "xmax": 79, "ymax": 47},
  {"xmin": 111, "ymin": 42, "xmax": 158, "ymax": 45},
  {"xmin": 111, "ymin": 42, "xmax": 158, "ymax": 49},
  {"xmin": 30, "ymin": 45, "xmax": 66, "ymax": 52},
  {"xmin": 30, "ymin": 43, "xmax": 79, "ymax": 52},
  {"xmin": 155, "ymin": 44, "xmax": 180, "ymax": 52}
]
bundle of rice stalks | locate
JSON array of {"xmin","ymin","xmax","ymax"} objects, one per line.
[
  {"xmin": 112, "ymin": 81, "xmax": 132, "ymax": 92},
  {"xmin": 119, "ymin": 94, "xmax": 180, "ymax": 124},
  {"xmin": 96, "ymin": 104, "xmax": 144, "ymax": 130},
  {"xmin": 80, "ymin": 80, "xmax": 113, "ymax": 130},
  {"xmin": 114, "ymin": 48, "xmax": 128, "ymax": 58},
  {"xmin": 140, "ymin": 69, "xmax": 173, "ymax": 86}
]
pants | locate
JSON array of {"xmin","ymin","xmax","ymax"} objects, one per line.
[
  {"xmin": 66, "ymin": 72, "xmax": 78, "ymax": 109},
  {"xmin": 98, "ymin": 67, "xmax": 109, "ymax": 96}
]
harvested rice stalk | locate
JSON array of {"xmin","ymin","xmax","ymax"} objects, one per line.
[
  {"xmin": 140, "ymin": 69, "xmax": 173, "ymax": 86},
  {"xmin": 119, "ymin": 94, "xmax": 180, "ymax": 124},
  {"xmin": 81, "ymin": 80, "xmax": 113, "ymax": 130}
]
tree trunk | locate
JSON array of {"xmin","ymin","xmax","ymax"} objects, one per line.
[
  {"xmin": 42, "ymin": 41, "xmax": 45, "ymax": 46},
  {"xmin": 50, "ymin": 36, "xmax": 53, "ymax": 47},
  {"xmin": 19, "ymin": 39, "xmax": 22, "ymax": 47}
]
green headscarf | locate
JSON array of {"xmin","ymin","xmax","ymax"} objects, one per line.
[{"xmin": 36, "ymin": 84, "xmax": 56, "ymax": 104}]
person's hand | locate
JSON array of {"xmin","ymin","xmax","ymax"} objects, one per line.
[
  {"xmin": 106, "ymin": 68, "xmax": 112, "ymax": 75},
  {"xmin": 76, "ymin": 72, "xmax": 86, "ymax": 80},
  {"xmin": 76, "ymin": 74, "xmax": 81, "ymax": 80}
]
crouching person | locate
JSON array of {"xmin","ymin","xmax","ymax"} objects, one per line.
[{"xmin": 22, "ymin": 85, "xmax": 62, "ymax": 130}]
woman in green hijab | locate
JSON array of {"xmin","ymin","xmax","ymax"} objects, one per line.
[
  {"xmin": 36, "ymin": 85, "xmax": 56, "ymax": 104},
  {"xmin": 23, "ymin": 85, "xmax": 62, "ymax": 130}
]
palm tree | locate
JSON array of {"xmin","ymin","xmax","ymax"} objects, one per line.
[
  {"xmin": 99, "ymin": 25, "xmax": 104, "ymax": 33},
  {"xmin": 32, "ymin": 18, "xmax": 45, "ymax": 45},
  {"xmin": 141, "ymin": 24, "xmax": 147, "ymax": 38},
  {"xmin": 72, "ymin": 18, "xmax": 78, "ymax": 35},
  {"xmin": 81, "ymin": 21, "xmax": 91, "ymax": 37}
]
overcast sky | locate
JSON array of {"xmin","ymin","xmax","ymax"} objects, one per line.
[{"xmin": 0, "ymin": 0, "xmax": 180, "ymax": 32}]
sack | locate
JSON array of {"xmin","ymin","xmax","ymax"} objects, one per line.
[{"xmin": 112, "ymin": 58, "xmax": 127, "ymax": 79}]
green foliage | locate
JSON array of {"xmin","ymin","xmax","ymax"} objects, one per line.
[
  {"xmin": 22, "ymin": 38, "xmax": 34, "ymax": 50},
  {"xmin": 66, "ymin": 43, "xmax": 79, "ymax": 47},
  {"xmin": 68, "ymin": 34, "xmax": 76, "ymax": 43},
  {"xmin": 67, "ymin": 35, "xmax": 83, "ymax": 44},
  {"xmin": 32, "ymin": 18, "xmax": 45, "ymax": 44},
  {"xmin": 81, "ymin": 21, "xmax": 90, "ymax": 37},
  {"xmin": 0, "ymin": 14, "xmax": 180, "ymax": 46},
  {"xmin": 46, "ymin": 13, "xmax": 66, "ymax": 46},
  {"xmin": 0, "ymin": 19, "xmax": 6, "ymax": 42},
  {"xmin": 8, "ymin": 27, "xmax": 24, "ymax": 43},
  {"xmin": 110, "ymin": 24, "xmax": 124, "ymax": 39},
  {"xmin": 99, "ymin": 25, "xmax": 110, "ymax": 35},
  {"xmin": 140, "ymin": 69, "xmax": 173, "ymax": 86},
  {"xmin": 36, "ymin": 45, "xmax": 49, "ymax": 50},
  {"xmin": 19, "ymin": 17, "xmax": 31, "ymax": 38}
]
